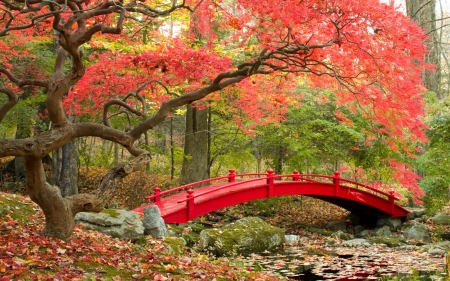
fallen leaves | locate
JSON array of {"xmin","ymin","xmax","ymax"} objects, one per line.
[{"xmin": 0, "ymin": 192, "xmax": 285, "ymax": 280}]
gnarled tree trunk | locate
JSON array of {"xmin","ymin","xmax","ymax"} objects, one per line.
[{"xmin": 24, "ymin": 156, "xmax": 103, "ymax": 241}]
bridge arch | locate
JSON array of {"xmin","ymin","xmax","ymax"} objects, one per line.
[{"xmin": 133, "ymin": 170, "xmax": 409, "ymax": 224}]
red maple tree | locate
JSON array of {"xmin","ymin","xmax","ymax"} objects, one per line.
[{"xmin": 0, "ymin": 0, "xmax": 429, "ymax": 240}]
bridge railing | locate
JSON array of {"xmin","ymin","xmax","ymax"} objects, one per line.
[
  {"xmin": 173, "ymin": 170, "xmax": 398, "ymax": 220},
  {"xmin": 145, "ymin": 169, "xmax": 398, "ymax": 205},
  {"xmin": 145, "ymin": 169, "xmax": 268, "ymax": 202}
]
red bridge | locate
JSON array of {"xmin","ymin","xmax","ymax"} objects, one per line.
[{"xmin": 133, "ymin": 170, "xmax": 409, "ymax": 224}]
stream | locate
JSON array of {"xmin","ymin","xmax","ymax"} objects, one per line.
[{"xmin": 242, "ymin": 236, "xmax": 447, "ymax": 280}]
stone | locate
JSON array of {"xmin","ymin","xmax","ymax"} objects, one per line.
[
  {"xmin": 375, "ymin": 226, "xmax": 392, "ymax": 237},
  {"xmin": 75, "ymin": 209, "xmax": 144, "ymax": 242},
  {"xmin": 441, "ymin": 232, "xmax": 450, "ymax": 241},
  {"xmin": 376, "ymin": 217, "xmax": 402, "ymax": 231},
  {"xmin": 359, "ymin": 230, "xmax": 371, "ymax": 237},
  {"xmin": 428, "ymin": 248, "xmax": 445, "ymax": 255},
  {"xmin": 197, "ymin": 217, "xmax": 285, "ymax": 256},
  {"xmin": 341, "ymin": 238, "xmax": 371, "ymax": 247},
  {"xmin": 433, "ymin": 213, "xmax": 450, "ymax": 225},
  {"xmin": 353, "ymin": 225, "xmax": 365, "ymax": 236},
  {"xmin": 331, "ymin": 230, "xmax": 353, "ymax": 240},
  {"xmin": 327, "ymin": 220, "xmax": 347, "ymax": 232},
  {"xmin": 143, "ymin": 206, "xmax": 167, "ymax": 238},
  {"xmin": 405, "ymin": 208, "xmax": 426, "ymax": 220},
  {"xmin": 285, "ymin": 235, "xmax": 299, "ymax": 245},
  {"xmin": 402, "ymin": 222, "xmax": 431, "ymax": 243},
  {"xmin": 370, "ymin": 237, "xmax": 403, "ymax": 248}
]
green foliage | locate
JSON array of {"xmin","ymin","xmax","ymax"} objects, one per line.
[{"xmin": 417, "ymin": 92, "xmax": 450, "ymax": 213}]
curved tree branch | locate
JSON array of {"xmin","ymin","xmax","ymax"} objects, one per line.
[{"xmin": 0, "ymin": 87, "xmax": 18, "ymax": 122}]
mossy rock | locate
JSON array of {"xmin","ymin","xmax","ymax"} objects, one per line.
[
  {"xmin": 306, "ymin": 226, "xmax": 333, "ymax": 237},
  {"xmin": 369, "ymin": 237, "xmax": 403, "ymax": 248},
  {"xmin": 163, "ymin": 237, "xmax": 186, "ymax": 256},
  {"xmin": 197, "ymin": 217, "xmax": 285, "ymax": 256},
  {"xmin": 101, "ymin": 209, "xmax": 120, "ymax": 218}
]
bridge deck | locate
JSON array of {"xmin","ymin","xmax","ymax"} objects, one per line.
[{"xmin": 133, "ymin": 171, "xmax": 410, "ymax": 224}]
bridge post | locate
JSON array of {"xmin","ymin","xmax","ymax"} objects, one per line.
[
  {"xmin": 389, "ymin": 190, "xmax": 395, "ymax": 215},
  {"xmin": 154, "ymin": 187, "xmax": 161, "ymax": 202},
  {"xmin": 292, "ymin": 170, "xmax": 299, "ymax": 181},
  {"xmin": 333, "ymin": 171, "xmax": 340, "ymax": 196},
  {"xmin": 186, "ymin": 190, "xmax": 194, "ymax": 221},
  {"xmin": 228, "ymin": 169, "xmax": 236, "ymax": 182},
  {"xmin": 267, "ymin": 169, "xmax": 274, "ymax": 197}
]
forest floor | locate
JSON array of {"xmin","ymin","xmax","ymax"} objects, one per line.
[
  {"xmin": 0, "ymin": 191, "xmax": 285, "ymax": 281},
  {"xmin": 1, "ymin": 163, "xmax": 450, "ymax": 280}
]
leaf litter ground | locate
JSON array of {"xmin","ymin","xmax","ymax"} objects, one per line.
[{"xmin": 0, "ymin": 190, "xmax": 448, "ymax": 280}]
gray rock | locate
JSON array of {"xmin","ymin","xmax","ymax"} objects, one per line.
[
  {"xmin": 403, "ymin": 222, "xmax": 431, "ymax": 243},
  {"xmin": 405, "ymin": 208, "xmax": 425, "ymax": 220},
  {"xmin": 331, "ymin": 230, "xmax": 353, "ymax": 240},
  {"xmin": 428, "ymin": 248, "xmax": 445, "ymax": 255},
  {"xmin": 75, "ymin": 209, "xmax": 144, "ymax": 241},
  {"xmin": 143, "ymin": 206, "xmax": 167, "ymax": 238},
  {"xmin": 359, "ymin": 230, "xmax": 371, "ymax": 237},
  {"xmin": 341, "ymin": 238, "xmax": 370, "ymax": 247},
  {"xmin": 285, "ymin": 235, "xmax": 299, "ymax": 245},
  {"xmin": 375, "ymin": 226, "xmax": 392, "ymax": 237},
  {"xmin": 376, "ymin": 217, "xmax": 402, "ymax": 231},
  {"xmin": 327, "ymin": 221, "xmax": 347, "ymax": 232},
  {"xmin": 353, "ymin": 225, "xmax": 365, "ymax": 236},
  {"xmin": 433, "ymin": 213, "xmax": 450, "ymax": 225},
  {"xmin": 197, "ymin": 217, "xmax": 285, "ymax": 256},
  {"xmin": 431, "ymin": 241, "xmax": 450, "ymax": 250}
]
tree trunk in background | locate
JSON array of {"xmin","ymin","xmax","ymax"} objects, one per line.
[
  {"xmin": 180, "ymin": 3, "xmax": 212, "ymax": 184},
  {"xmin": 406, "ymin": 0, "xmax": 441, "ymax": 98},
  {"xmin": 180, "ymin": 105, "xmax": 209, "ymax": 184},
  {"xmin": 51, "ymin": 140, "xmax": 78, "ymax": 197}
]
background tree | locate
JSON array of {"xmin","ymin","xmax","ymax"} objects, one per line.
[
  {"xmin": 406, "ymin": 0, "xmax": 441, "ymax": 98},
  {"xmin": 0, "ymin": 0, "xmax": 430, "ymax": 240}
]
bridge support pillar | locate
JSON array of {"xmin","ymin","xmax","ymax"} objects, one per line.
[
  {"xmin": 333, "ymin": 171, "xmax": 340, "ymax": 197},
  {"xmin": 154, "ymin": 187, "xmax": 161, "ymax": 202},
  {"xmin": 228, "ymin": 169, "xmax": 236, "ymax": 182},
  {"xmin": 267, "ymin": 169, "xmax": 274, "ymax": 197},
  {"xmin": 389, "ymin": 190, "xmax": 395, "ymax": 215},
  {"xmin": 186, "ymin": 190, "xmax": 194, "ymax": 221}
]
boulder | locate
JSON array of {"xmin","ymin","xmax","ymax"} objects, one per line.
[
  {"xmin": 432, "ymin": 213, "xmax": 450, "ymax": 225},
  {"xmin": 353, "ymin": 225, "xmax": 365, "ymax": 236},
  {"xmin": 327, "ymin": 221, "xmax": 347, "ymax": 232},
  {"xmin": 376, "ymin": 217, "xmax": 402, "ymax": 231},
  {"xmin": 402, "ymin": 222, "xmax": 431, "ymax": 243},
  {"xmin": 285, "ymin": 235, "xmax": 300, "ymax": 246},
  {"xmin": 143, "ymin": 206, "xmax": 167, "ymax": 238},
  {"xmin": 369, "ymin": 237, "xmax": 403, "ymax": 248},
  {"xmin": 341, "ymin": 238, "xmax": 371, "ymax": 247},
  {"xmin": 405, "ymin": 208, "xmax": 426, "ymax": 220},
  {"xmin": 331, "ymin": 230, "xmax": 353, "ymax": 240},
  {"xmin": 426, "ymin": 241, "xmax": 450, "ymax": 256},
  {"xmin": 75, "ymin": 209, "xmax": 144, "ymax": 241},
  {"xmin": 375, "ymin": 226, "xmax": 392, "ymax": 237},
  {"xmin": 197, "ymin": 217, "xmax": 285, "ymax": 256}
]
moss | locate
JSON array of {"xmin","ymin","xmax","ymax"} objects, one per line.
[
  {"xmin": 306, "ymin": 226, "xmax": 333, "ymax": 237},
  {"xmin": 0, "ymin": 193, "xmax": 35, "ymax": 224},
  {"xmin": 369, "ymin": 237, "xmax": 403, "ymax": 247},
  {"xmin": 199, "ymin": 217, "xmax": 285, "ymax": 256},
  {"xmin": 75, "ymin": 261, "xmax": 133, "ymax": 280},
  {"xmin": 100, "ymin": 209, "xmax": 120, "ymax": 218},
  {"xmin": 163, "ymin": 237, "xmax": 186, "ymax": 256}
]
